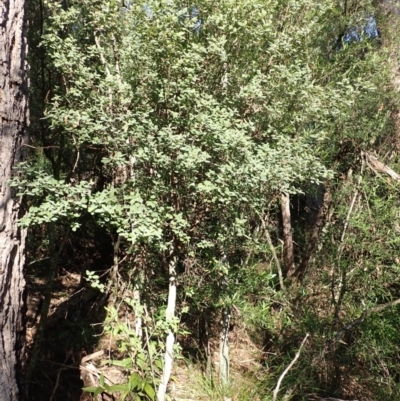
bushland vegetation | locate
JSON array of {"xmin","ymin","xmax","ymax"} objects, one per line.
[{"xmin": 13, "ymin": 0, "xmax": 400, "ymax": 400}]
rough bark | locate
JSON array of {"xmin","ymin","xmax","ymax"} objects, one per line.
[{"xmin": 0, "ymin": 0, "xmax": 28, "ymax": 400}]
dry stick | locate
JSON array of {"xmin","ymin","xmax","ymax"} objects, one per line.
[
  {"xmin": 362, "ymin": 151, "xmax": 400, "ymax": 181},
  {"xmin": 332, "ymin": 186, "xmax": 358, "ymax": 315},
  {"xmin": 265, "ymin": 228, "xmax": 285, "ymax": 290},
  {"xmin": 49, "ymin": 356, "xmax": 70, "ymax": 401},
  {"xmin": 49, "ymin": 369, "xmax": 63, "ymax": 401},
  {"xmin": 94, "ymin": 32, "xmax": 113, "ymax": 109},
  {"xmin": 272, "ymin": 333, "xmax": 309, "ymax": 401},
  {"xmin": 71, "ymin": 135, "xmax": 80, "ymax": 175},
  {"xmin": 331, "ymin": 162, "xmax": 364, "ymax": 313},
  {"xmin": 94, "ymin": 33, "xmax": 111, "ymax": 77},
  {"xmin": 281, "ymin": 193, "xmax": 295, "ymax": 277}
]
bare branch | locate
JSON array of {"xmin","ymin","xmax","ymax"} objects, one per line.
[
  {"xmin": 261, "ymin": 217, "xmax": 285, "ymax": 290},
  {"xmin": 332, "ymin": 297, "xmax": 400, "ymax": 344},
  {"xmin": 362, "ymin": 151, "xmax": 400, "ymax": 180},
  {"xmin": 265, "ymin": 228, "xmax": 285, "ymax": 290},
  {"xmin": 272, "ymin": 333, "xmax": 309, "ymax": 401}
]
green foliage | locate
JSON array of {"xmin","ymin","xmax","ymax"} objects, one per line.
[
  {"xmin": 85, "ymin": 270, "xmax": 106, "ymax": 292},
  {"xmin": 83, "ymin": 373, "xmax": 156, "ymax": 401},
  {"xmin": 24, "ymin": 0, "xmax": 342, "ymax": 241},
  {"xmin": 23, "ymin": 0, "xmax": 400, "ymax": 399},
  {"xmin": 83, "ymin": 298, "xmax": 163, "ymax": 400}
]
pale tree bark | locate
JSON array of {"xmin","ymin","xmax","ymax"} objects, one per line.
[
  {"xmin": 280, "ymin": 193, "xmax": 295, "ymax": 277},
  {"xmin": 0, "ymin": 0, "xmax": 28, "ymax": 400},
  {"xmin": 218, "ymin": 253, "xmax": 230, "ymax": 386},
  {"xmin": 219, "ymin": 305, "xmax": 231, "ymax": 386},
  {"xmin": 157, "ymin": 257, "xmax": 177, "ymax": 401}
]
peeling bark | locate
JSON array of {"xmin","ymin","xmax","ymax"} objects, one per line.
[{"xmin": 0, "ymin": 0, "xmax": 28, "ymax": 400}]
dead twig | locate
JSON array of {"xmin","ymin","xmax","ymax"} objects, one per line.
[
  {"xmin": 81, "ymin": 350, "xmax": 104, "ymax": 364},
  {"xmin": 49, "ymin": 356, "xmax": 70, "ymax": 401},
  {"xmin": 362, "ymin": 151, "xmax": 400, "ymax": 181},
  {"xmin": 261, "ymin": 217, "xmax": 285, "ymax": 290},
  {"xmin": 332, "ymin": 162, "xmax": 364, "ymax": 317},
  {"xmin": 272, "ymin": 333, "xmax": 309, "ymax": 401}
]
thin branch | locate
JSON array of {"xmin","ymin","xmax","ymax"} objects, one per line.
[
  {"xmin": 94, "ymin": 33, "xmax": 110, "ymax": 77},
  {"xmin": 265, "ymin": 228, "xmax": 285, "ymax": 290},
  {"xmin": 332, "ymin": 297, "xmax": 400, "ymax": 344},
  {"xmin": 339, "ymin": 170, "xmax": 363, "ymax": 251},
  {"xmin": 272, "ymin": 333, "xmax": 309, "ymax": 401},
  {"xmin": 71, "ymin": 135, "xmax": 80, "ymax": 174},
  {"xmin": 362, "ymin": 151, "xmax": 400, "ymax": 181},
  {"xmin": 331, "ymin": 161, "xmax": 364, "ymax": 312},
  {"xmin": 23, "ymin": 144, "xmax": 60, "ymax": 149},
  {"xmin": 81, "ymin": 350, "xmax": 104, "ymax": 364},
  {"xmin": 144, "ymin": 307, "xmax": 157, "ymax": 391},
  {"xmin": 49, "ymin": 356, "xmax": 70, "ymax": 401},
  {"xmin": 157, "ymin": 256, "xmax": 178, "ymax": 401}
]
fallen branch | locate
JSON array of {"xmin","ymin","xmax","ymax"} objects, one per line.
[
  {"xmin": 81, "ymin": 350, "xmax": 104, "ymax": 364},
  {"xmin": 272, "ymin": 333, "xmax": 309, "ymax": 401},
  {"xmin": 362, "ymin": 151, "xmax": 400, "ymax": 181}
]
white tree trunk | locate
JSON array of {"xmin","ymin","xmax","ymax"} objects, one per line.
[
  {"xmin": 281, "ymin": 193, "xmax": 295, "ymax": 277},
  {"xmin": 219, "ymin": 305, "xmax": 231, "ymax": 386},
  {"xmin": 157, "ymin": 257, "xmax": 177, "ymax": 401}
]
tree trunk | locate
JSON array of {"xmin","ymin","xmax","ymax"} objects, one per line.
[
  {"xmin": 294, "ymin": 186, "xmax": 332, "ymax": 281},
  {"xmin": 219, "ymin": 305, "xmax": 231, "ymax": 386},
  {"xmin": 281, "ymin": 193, "xmax": 295, "ymax": 277},
  {"xmin": 157, "ymin": 257, "xmax": 177, "ymax": 401},
  {"xmin": 0, "ymin": 1, "xmax": 28, "ymax": 400}
]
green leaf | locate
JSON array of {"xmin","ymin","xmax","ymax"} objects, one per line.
[
  {"xmin": 128, "ymin": 372, "xmax": 141, "ymax": 390},
  {"xmin": 107, "ymin": 384, "xmax": 129, "ymax": 392},
  {"xmin": 144, "ymin": 383, "xmax": 155, "ymax": 400},
  {"xmin": 82, "ymin": 386, "xmax": 100, "ymax": 393}
]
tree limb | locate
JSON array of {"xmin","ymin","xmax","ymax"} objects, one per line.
[{"xmin": 332, "ymin": 297, "xmax": 400, "ymax": 344}]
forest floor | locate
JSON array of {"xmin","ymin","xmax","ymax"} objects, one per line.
[
  {"xmin": 24, "ymin": 264, "xmax": 270, "ymax": 401},
  {"xmin": 24, "ymin": 261, "xmax": 380, "ymax": 401},
  {"xmin": 26, "ymin": 265, "xmax": 105, "ymax": 401}
]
